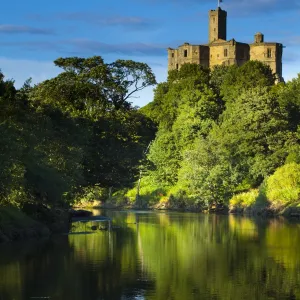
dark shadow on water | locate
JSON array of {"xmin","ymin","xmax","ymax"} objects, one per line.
[{"xmin": 63, "ymin": 232, "xmax": 95, "ymax": 235}]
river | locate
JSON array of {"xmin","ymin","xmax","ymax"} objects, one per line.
[{"xmin": 0, "ymin": 210, "xmax": 300, "ymax": 300}]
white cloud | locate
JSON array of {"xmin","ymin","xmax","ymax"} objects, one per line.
[
  {"xmin": 0, "ymin": 25, "xmax": 54, "ymax": 35},
  {"xmin": 0, "ymin": 57, "xmax": 59, "ymax": 88}
]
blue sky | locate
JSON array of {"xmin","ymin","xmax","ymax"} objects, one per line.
[{"xmin": 0, "ymin": 0, "xmax": 300, "ymax": 107}]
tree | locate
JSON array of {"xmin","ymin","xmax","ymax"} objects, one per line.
[
  {"xmin": 209, "ymin": 65, "xmax": 231, "ymax": 95},
  {"xmin": 168, "ymin": 63, "xmax": 210, "ymax": 84},
  {"xmin": 82, "ymin": 109, "xmax": 156, "ymax": 188},
  {"xmin": 0, "ymin": 56, "xmax": 157, "ymax": 208},
  {"xmin": 220, "ymin": 61, "xmax": 275, "ymax": 102},
  {"xmin": 31, "ymin": 56, "xmax": 157, "ymax": 119},
  {"xmin": 277, "ymin": 74, "xmax": 300, "ymax": 131}
]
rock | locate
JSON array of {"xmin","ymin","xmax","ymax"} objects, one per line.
[
  {"xmin": 290, "ymin": 213, "xmax": 300, "ymax": 218},
  {"xmin": 69, "ymin": 209, "xmax": 92, "ymax": 218}
]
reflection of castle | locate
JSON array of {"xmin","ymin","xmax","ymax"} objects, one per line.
[{"xmin": 167, "ymin": 6, "xmax": 283, "ymax": 81}]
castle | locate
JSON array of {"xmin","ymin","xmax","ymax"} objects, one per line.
[{"xmin": 167, "ymin": 6, "xmax": 283, "ymax": 81}]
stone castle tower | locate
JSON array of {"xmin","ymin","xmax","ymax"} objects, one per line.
[{"xmin": 167, "ymin": 6, "xmax": 283, "ymax": 81}]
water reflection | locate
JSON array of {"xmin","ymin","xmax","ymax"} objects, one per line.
[{"xmin": 0, "ymin": 212, "xmax": 300, "ymax": 299}]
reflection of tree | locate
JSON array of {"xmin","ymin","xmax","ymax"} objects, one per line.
[
  {"xmin": 136, "ymin": 213, "xmax": 300, "ymax": 300},
  {"xmin": 67, "ymin": 226, "xmax": 152, "ymax": 300},
  {"xmin": 266, "ymin": 220, "xmax": 300, "ymax": 268},
  {"xmin": 0, "ymin": 213, "xmax": 300, "ymax": 299},
  {"xmin": 0, "ymin": 225, "xmax": 153, "ymax": 300}
]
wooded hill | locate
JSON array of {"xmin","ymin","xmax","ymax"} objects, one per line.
[
  {"xmin": 1, "ymin": 58, "xmax": 300, "ymax": 216},
  {"xmin": 134, "ymin": 61, "xmax": 300, "ymax": 213},
  {"xmin": 0, "ymin": 56, "xmax": 156, "ymax": 212}
]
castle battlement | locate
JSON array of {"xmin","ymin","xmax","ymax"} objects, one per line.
[{"xmin": 167, "ymin": 7, "xmax": 283, "ymax": 81}]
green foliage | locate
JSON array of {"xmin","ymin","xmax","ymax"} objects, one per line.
[
  {"xmin": 0, "ymin": 205, "xmax": 38, "ymax": 229},
  {"xmin": 141, "ymin": 63, "xmax": 215, "ymax": 130},
  {"xmin": 173, "ymin": 86, "xmax": 291, "ymax": 205},
  {"xmin": 30, "ymin": 56, "xmax": 156, "ymax": 120},
  {"xmin": 0, "ymin": 56, "xmax": 157, "ymax": 209},
  {"xmin": 143, "ymin": 64, "xmax": 223, "ymax": 190},
  {"xmin": 209, "ymin": 64, "xmax": 231, "ymax": 95},
  {"xmin": 142, "ymin": 61, "xmax": 299, "ymax": 207},
  {"xmin": 168, "ymin": 63, "xmax": 210, "ymax": 84},
  {"xmin": 215, "ymin": 86, "xmax": 291, "ymax": 181},
  {"xmin": 266, "ymin": 163, "xmax": 300, "ymax": 206},
  {"xmin": 147, "ymin": 129, "xmax": 181, "ymax": 186},
  {"xmin": 229, "ymin": 190, "xmax": 259, "ymax": 208},
  {"xmin": 73, "ymin": 185, "xmax": 109, "ymax": 206},
  {"xmin": 126, "ymin": 176, "xmax": 169, "ymax": 206},
  {"xmin": 2, "ymin": 57, "xmax": 300, "ymax": 212},
  {"xmin": 140, "ymin": 82, "xmax": 169, "ymax": 124},
  {"xmin": 220, "ymin": 61, "xmax": 275, "ymax": 102},
  {"xmin": 277, "ymin": 74, "xmax": 300, "ymax": 131}
]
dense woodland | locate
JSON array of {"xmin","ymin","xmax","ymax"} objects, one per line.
[
  {"xmin": 134, "ymin": 61, "xmax": 300, "ymax": 211},
  {"xmin": 0, "ymin": 56, "xmax": 156, "ymax": 211},
  {"xmin": 1, "ymin": 57, "xmax": 300, "ymax": 215}
]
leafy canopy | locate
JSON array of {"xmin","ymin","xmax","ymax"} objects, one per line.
[{"xmin": 31, "ymin": 56, "xmax": 157, "ymax": 119}]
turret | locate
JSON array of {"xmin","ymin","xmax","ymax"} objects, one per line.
[
  {"xmin": 254, "ymin": 32, "xmax": 264, "ymax": 43},
  {"xmin": 209, "ymin": 7, "xmax": 227, "ymax": 43}
]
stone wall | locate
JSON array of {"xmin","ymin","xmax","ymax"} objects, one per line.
[
  {"xmin": 235, "ymin": 43, "xmax": 250, "ymax": 66},
  {"xmin": 209, "ymin": 40, "xmax": 235, "ymax": 68},
  {"xmin": 250, "ymin": 43, "xmax": 283, "ymax": 79},
  {"xmin": 168, "ymin": 44, "xmax": 209, "ymax": 70},
  {"xmin": 209, "ymin": 40, "xmax": 249, "ymax": 68}
]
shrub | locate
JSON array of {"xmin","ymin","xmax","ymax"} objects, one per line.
[
  {"xmin": 266, "ymin": 163, "xmax": 300, "ymax": 206},
  {"xmin": 229, "ymin": 189, "xmax": 259, "ymax": 208},
  {"xmin": 125, "ymin": 176, "xmax": 169, "ymax": 206},
  {"xmin": 73, "ymin": 186, "xmax": 109, "ymax": 206}
]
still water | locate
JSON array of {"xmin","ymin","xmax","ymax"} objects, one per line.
[{"xmin": 1, "ymin": 210, "xmax": 300, "ymax": 300}]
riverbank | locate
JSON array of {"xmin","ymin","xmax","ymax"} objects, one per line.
[
  {"xmin": 0, "ymin": 205, "xmax": 70, "ymax": 244},
  {"xmin": 2, "ymin": 197, "xmax": 299, "ymax": 245},
  {"xmin": 0, "ymin": 206, "xmax": 50, "ymax": 243},
  {"xmin": 229, "ymin": 202, "xmax": 300, "ymax": 219},
  {"xmin": 75, "ymin": 198, "xmax": 300, "ymax": 219}
]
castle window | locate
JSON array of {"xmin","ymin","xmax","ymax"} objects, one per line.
[
  {"xmin": 213, "ymin": 17, "xmax": 215, "ymax": 23},
  {"xmin": 224, "ymin": 49, "xmax": 228, "ymax": 57},
  {"xmin": 172, "ymin": 53, "xmax": 174, "ymax": 58},
  {"xmin": 176, "ymin": 64, "xmax": 179, "ymax": 70},
  {"xmin": 267, "ymin": 48, "xmax": 272, "ymax": 58},
  {"xmin": 184, "ymin": 50, "xmax": 188, "ymax": 57}
]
